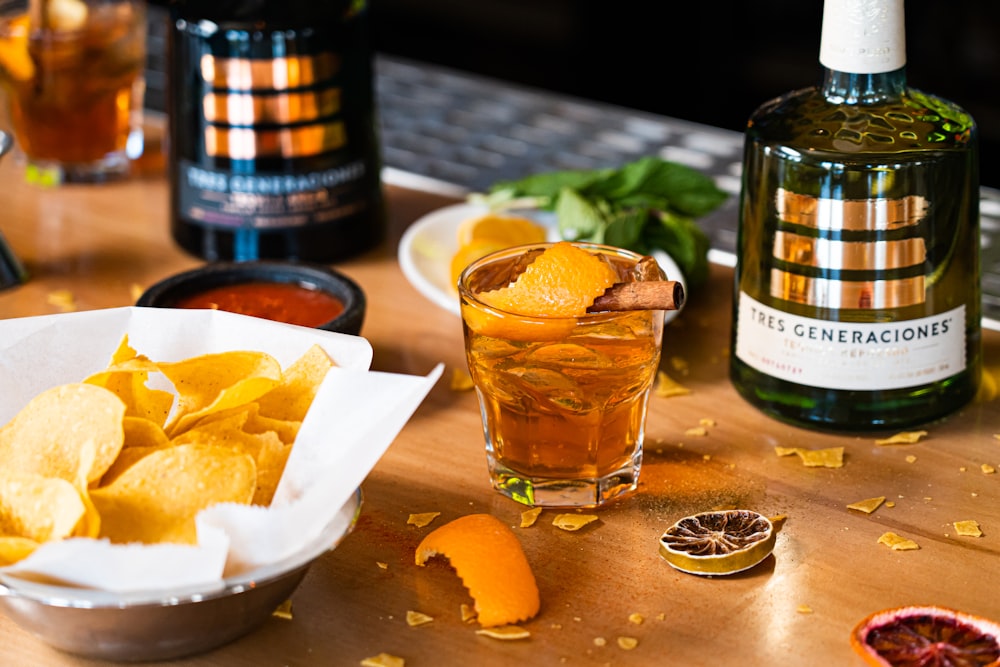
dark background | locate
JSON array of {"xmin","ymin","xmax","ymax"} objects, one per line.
[{"xmin": 370, "ymin": 1, "xmax": 1000, "ymax": 188}]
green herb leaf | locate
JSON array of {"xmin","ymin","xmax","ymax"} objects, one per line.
[
  {"xmin": 556, "ymin": 188, "xmax": 606, "ymax": 242},
  {"xmin": 485, "ymin": 157, "xmax": 728, "ymax": 289}
]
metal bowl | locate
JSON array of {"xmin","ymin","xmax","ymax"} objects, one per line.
[
  {"xmin": 0, "ymin": 490, "xmax": 362, "ymax": 662},
  {"xmin": 0, "ymin": 130, "xmax": 11, "ymax": 161}
]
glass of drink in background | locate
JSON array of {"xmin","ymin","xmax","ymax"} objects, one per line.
[
  {"xmin": 459, "ymin": 242, "xmax": 665, "ymax": 508},
  {"xmin": 0, "ymin": 0, "xmax": 145, "ymax": 182}
]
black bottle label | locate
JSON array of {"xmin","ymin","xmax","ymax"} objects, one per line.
[
  {"xmin": 168, "ymin": 5, "xmax": 382, "ymax": 261},
  {"xmin": 176, "ymin": 158, "xmax": 369, "ymax": 231}
]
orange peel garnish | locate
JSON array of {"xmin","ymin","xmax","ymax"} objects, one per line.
[
  {"xmin": 415, "ymin": 513, "xmax": 540, "ymax": 628},
  {"xmin": 478, "ymin": 241, "xmax": 616, "ymax": 318}
]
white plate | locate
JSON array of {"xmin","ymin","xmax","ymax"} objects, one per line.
[{"xmin": 398, "ymin": 202, "xmax": 686, "ymax": 324}]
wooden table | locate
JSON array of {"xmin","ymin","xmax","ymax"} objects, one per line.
[{"xmin": 0, "ymin": 133, "xmax": 998, "ymax": 667}]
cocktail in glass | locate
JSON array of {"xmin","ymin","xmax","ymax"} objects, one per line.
[
  {"xmin": 0, "ymin": 0, "xmax": 146, "ymax": 182},
  {"xmin": 459, "ymin": 242, "xmax": 665, "ymax": 508}
]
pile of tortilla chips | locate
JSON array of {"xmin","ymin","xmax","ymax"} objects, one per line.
[{"xmin": 0, "ymin": 335, "xmax": 334, "ymax": 565}]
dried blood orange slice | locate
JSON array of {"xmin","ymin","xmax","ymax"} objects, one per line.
[
  {"xmin": 851, "ymin": 605, "xmax": 1000, "ymax": 667},
  {"xmin": 658, "ymin": 509, "xmax": 775, "ymax": 576},
  {"xmin": 415, "ymin": 513, "xmax": 540, "ymax": 628}
]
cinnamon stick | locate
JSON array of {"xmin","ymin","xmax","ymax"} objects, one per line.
[{"xmin": 587, "ymin": 280, "xmax": 685, "ymax": 313}]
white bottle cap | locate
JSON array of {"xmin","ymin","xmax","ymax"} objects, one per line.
[{"xmin": 819, "ymin": 0, "xmax": 906, "ymax": 74}]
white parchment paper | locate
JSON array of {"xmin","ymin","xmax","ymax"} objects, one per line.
[{"xmin": 0, "ymin": 307, "xmax": 442, "ymax": 593}]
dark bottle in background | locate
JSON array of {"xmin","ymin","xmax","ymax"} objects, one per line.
[
  {"xmin": 730, "ymin": 0, "xmax": 981, "ymax": 430},
  {"xmin": 163, "ymin": 0, "xmax": 384, "ymax": 262}
]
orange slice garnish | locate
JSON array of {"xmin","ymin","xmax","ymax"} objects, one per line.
[
  {"xmin": 0, "ymin": 15, "xmax": 35, "ymax": 83},
  {"xmin": 415, "ymin": 513, "xmax": 540, "ymax": 628}
]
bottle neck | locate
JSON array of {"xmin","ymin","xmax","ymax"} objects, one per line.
[
  {"xmin": 818, "ymin": 0, "xmax": 906, "ymax": 104},
  {"xmin": 821, "ymin": 67, "xmax": 907, "ymax": 104}
]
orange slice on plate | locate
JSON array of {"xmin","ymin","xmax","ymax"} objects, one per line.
[
  {"xmin": 658, "ymin": 509, "xmax": 775, "ymax": 575},
  {"xmin": 851, "ymin": 605, "xmax": 1000, "ymax": 667},
  {"xmin": 415, "ymin": 513, "xmax": 540, "ymax": 628},
  {"xmin": 457, "ymin": 212, "xmax": 547, "ymax": 248},
  {"xmin": 449, "ymin": 237, "xmax": 509, "ymax": 288},
  {"xmin": 449, "ymin": 213, "xmax": 547, "ymax": 288}
]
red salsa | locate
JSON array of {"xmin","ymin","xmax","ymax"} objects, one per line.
[{"xmin": 174, "ymin": 281, "xmax": 345, "ymax": 328}]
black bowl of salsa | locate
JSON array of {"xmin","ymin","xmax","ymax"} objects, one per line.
[{"xmin": 137, "ymin": 261, "xmax": 366, "ymax": 335}]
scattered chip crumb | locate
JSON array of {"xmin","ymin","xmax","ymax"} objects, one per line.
[
  {"xmin": 361, "ymin": 653, "xmax": 405, "ymax": 667},
  {"xmin": 407, "ymin": 512, "xmax": 441, "ymax": 528},
  {"xmin": 775, "ymin": 446, "xmax": 844, "ymax": 468},
  {"xmin": 520, "ymin": 507, "xmax": 543, "ymax": 528},
  {"xmin": 702, "ymin": 454, "xmax": 712, "ymax": 462},
  {"xmin": 699, "ymin": 418, "xmax": 716, "ymax": 427},
  {"xmin": 406, "ymin": 610, "xmax": 434, "ymax": 627},
  {"xmin": 628, "ymin": 613, "xmax": 644, "ymax": 625},
  {"xmin": 875, "ymin": 431, "xmax": 927, "ymax": 446},
  {"xmin": 376, "ymin": 561, "xmax": 388, "ymax": 570},
  {"xmin": 905, "ymin": 455, "xmax": 917, "ymax": 463},
  {"xmin": 686, "ymin": 426, "xmax": 708, "ymax": 437},
  {"xmin": 654, "ymin": 371, "xmax": 690, "ymax": 398},
  {"xmin": 46, "ymin": 289, "xmax": 77, "ymax": 312},
  {"xmin": 847, "ymin": 496, "xmax": 886, "ymax": 514},
  {"xmin": 460, "ymin": 604, "xmax": 477, "ymax": 623},
  {"xmin": 960, "ymin": 466, "xmax": 968, "ymax": 472},
  {"xmin": 954, "ymin": 520, "xmax": 983, "ymax": 537},
  {"xmin": 617, "ymin": 637, "xmax": 639, "ymax": 650},
  {"xmin": 669, "ymin": 356, "xmax": 689, "ymax": 375},
  {"xmin": 656, "ymin": 613, "xmax": 666, "ymax": 621},
  {"xmin": 797, "ymin": 605, "xmax": 814, "ymax": 614},
  {"xmin": 885, "ymin": 501, "xmax": 896, "ymax": 508},
  {"xmin": 552, "ymin": 514, "xmax": 599, "ymax": 531},
  {"xmin": 476, "ymin": 626, "xmax": 531, "ymax": 640},
  {"xmin": 550, "ymin": 623, "xmax": 563, "ymax": 630},
  {"xmin": 982, "ymin": 464, "xmax": 996, "ymax": 475},
  {"xmin": 449, "ymin": 368, "xmax": 474, "ymax": 391},
  {"xmin": 878, "ymin": 532, "xmax": 920, "ymax": 550},
  {"xmin": 272, "ymin": 599, "xmax": 293, "ymax": 620},
  {"xmin": 593, "ymin": 637, "xmax": 607, "ymax": 647}
]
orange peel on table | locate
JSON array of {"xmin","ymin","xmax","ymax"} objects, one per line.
[{"xmin": 415, "ymin": 513, "xmax": 540, "ymax": 628}]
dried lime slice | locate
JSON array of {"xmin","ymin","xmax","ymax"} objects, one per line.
[
  {"xmin": 851, "ymin": 605, "xmax": 1000, "ymax": 666},
  {"xmin": 658, "ymin": 509, "xmax": 775, "ymax": 575}
]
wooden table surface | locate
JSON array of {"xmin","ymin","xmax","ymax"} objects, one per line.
[{"xmin": 0, "ymin": 132, "xmax": 998, "ymax": 667}]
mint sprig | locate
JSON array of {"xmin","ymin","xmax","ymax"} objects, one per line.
[{"xmin": 482, "ymin": 157, "xmax": 727, "ymax": 288}]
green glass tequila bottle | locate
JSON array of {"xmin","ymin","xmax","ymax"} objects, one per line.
[{"xmin": 730, "ymin": 0, "xmax": 981, "ymax": 430}]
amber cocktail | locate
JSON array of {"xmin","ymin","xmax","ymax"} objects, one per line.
[
  {"xmin": 459, "ymin": 242, "xmax": 665, "ymax": 507},
  {"xmin": 0, "ymin": 0, "xmax": 145, "ymax": 182}
]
